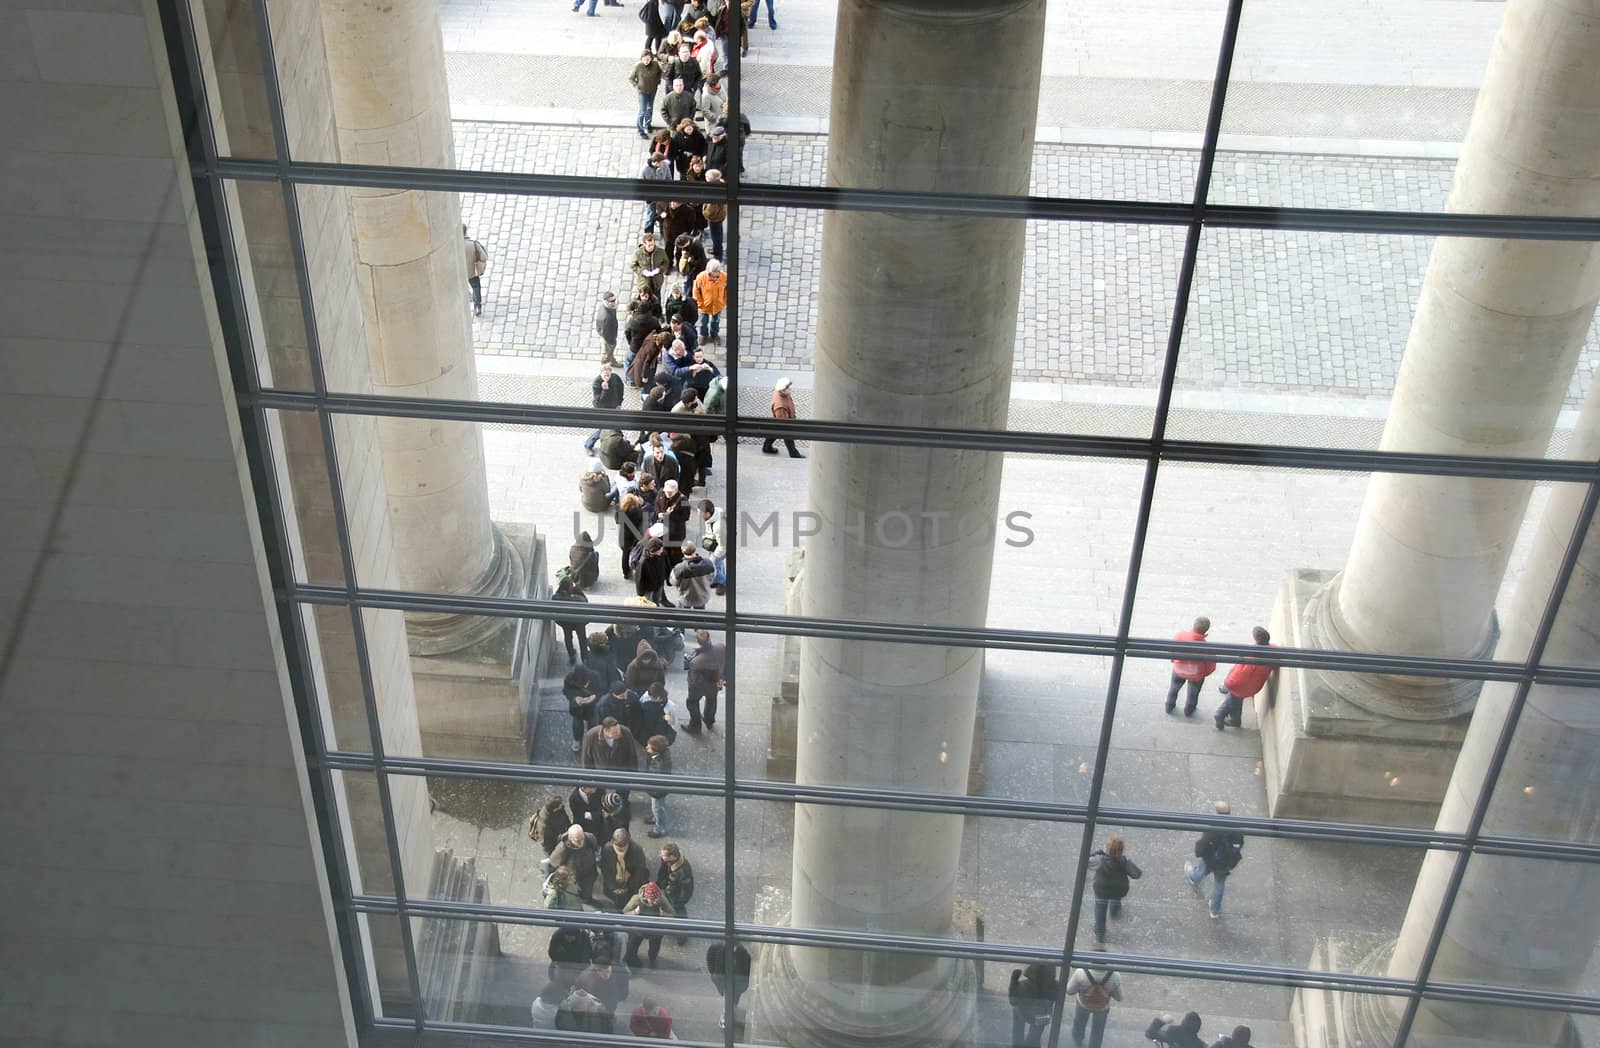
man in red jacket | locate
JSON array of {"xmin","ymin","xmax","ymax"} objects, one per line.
[
  {"xmin": 1216, "ymin": 626, "xmax": 1274, "ymax": 731},
  {"xmin": 1165, "ymin": 616, "xmax": 1216, "ymax": 717}
]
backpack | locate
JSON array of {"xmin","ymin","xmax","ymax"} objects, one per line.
[{"xmin": 1079, "ymin": 970, "xmax": 1113, "ymax": 1010}]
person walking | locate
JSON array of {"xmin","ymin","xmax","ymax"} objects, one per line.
[
  {"xmin": 1065, "ymin": 948, "xmax": 1123, "ymax": 1048},
  {"xmin": 1214, "ymin": 626, "xmax": 1274, "ymax": 731},
  {"xmin": 462, "ymin": 224, "xmax": 487, "ymax": 316},
  {"xmin": 1007, "ymin": 962, "xmax": 1058, "ymax": 1048},
  {"xmin": 1089, "ymin": 834, "xmax": 1142, "ymax": 943},
  {"xmin": 692, "ymin": 258, "xmax": 727, "ymax": 344},
  {"xmin": 705, "ymin": 939, "xmax": 751, "ymax": 1030},
  {"xmin": 761, "ymin": 376, "xmax": 803, "ymax": 456},
  {"xmin": 1165, "ymin": 615, "xmax": 1216, "ymax": 716},
  {"xmin": 1185, "ymin": 801, "xmax": 1245, "ymax": 918},
  {"xmin": 621, "ymin": 881, "xmax": 676, "ymax": 967},
  {"xmin": 684, "ymin": 628, "xmax": 725, "ymax": 732}
]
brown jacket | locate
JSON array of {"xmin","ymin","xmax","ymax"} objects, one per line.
[{"xmin": 771, "ymin": 388, "xmax": 796, "ymax": 419}]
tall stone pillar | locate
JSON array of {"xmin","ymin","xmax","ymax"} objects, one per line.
[
  {"xmin": 1335, "ymin": 384, "xmax": 1600, "ymax": 1048},
  {"xmin": 1261, "ymin": 0, "xmax": 1600, "ymax": 823},
  {"xmin": 753, "ymin": 2, "xmax": 1045, "ymax": 1046},
  {"xmin": 320, "ymin": 0, "xmax": 521, "ymax": 654}
]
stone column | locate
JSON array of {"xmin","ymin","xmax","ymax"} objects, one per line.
[
  {"xmin": 1262, "ymin": 0, "xmax": 1600, "ymax": 823},
  {"xmin": 1340, "ymin": 384, "xmax": 1600, "ymax": 1048},
  {"xmin": 754, "ymin": 2, "xmax": 1045, "ymax": 1046},
  {"xmin": 320, "ymin": 0, "xmax": 521, "ymax": 654}
]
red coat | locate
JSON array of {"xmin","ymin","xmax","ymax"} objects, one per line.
[
  {"xmin": 1170, "ymin": 630, "xmax": 1216, "ymax": 681},
  {"xmin": 1224, "ymin": 652, "xmax": 1275, "ymax": 697}
]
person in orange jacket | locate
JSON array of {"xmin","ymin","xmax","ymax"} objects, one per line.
[
  {"xmin": 1216, "ymin": 626, "xmax": 1274, "ymax": 730},
  {"xmin": 692, "ymin": 258, "xmax": 727, "ymax": 342},
  {"xmin": 1165, "ymin": 616, "xmax": 1216, "ymax": 716}
]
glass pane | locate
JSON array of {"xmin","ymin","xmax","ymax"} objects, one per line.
[
  {"xmin": 735, "ymin": 208, "xmax": 1181, "ymax": 438},
  {"xmin": 1166, "ymin": 228, "xmax": 1597, "ymax": 459},
  {"xmin": 296, "ymin": 601, "xmax": 373, "ymax": 754},
  {"xmin": 1107, "ymin": 654, "xmax": 1514, "ymax": 832},
  {"xmin": 266, "ymin": 409, "xmax": 340, "ymax": 586},
  {"xmin": 1430, "ymin": 852, "xmax": 1600, "ymax": 996},
  {"xmin": 734, "ymin": 631, "xmax": 1111, "ymax": 805},
  {"xmin": 192, "ymin": 0, "xmax": 276, "ymax": 160},
  {"xmin": 1405, "ymin": 1000, "xmax": 1600, "ymax": 1048},
  {"xmin": 227, "ymin": 180, "xmax": 311, "ymax": 391},
  {"xmin": 356, "ymin": 912, "xmax": 417, "ymax": 1020},
  {"xmin": 735, "ymin": 798, "xmax": 1083, "ymax": 954},
  {"xmin": 1132, "ymin": 463, "xmax": 1577, "ymax": 667},
  {"xmin": 740, "ymin": 2, "xmax": 1222, "ymax": 200},
  {"xmin": 1475, "ymin": 681, "xmax": 1600, "ymax": 847},
  {"xmin": 1073, "ymin": 822, "xmax": 1433, "ymax": 980},
  {"xmin": 733, "ymin": 436, "xmax": 1142, "ymax": 635},
  {"xmin": 332, "ymin": 770, "xmax": 394, "ymax": 897}
]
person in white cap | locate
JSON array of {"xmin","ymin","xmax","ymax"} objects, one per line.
[{"xmin": 761, "ymin": 377, "xmax": 803, "ymax": 457}]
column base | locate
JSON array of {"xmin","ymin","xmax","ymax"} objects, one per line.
[
  {"xmin": 1258, "ymin": 570, "xmax": 1472, "ymax": 826},
  {"xmin": 406, "ymin": 524, "xmax": 528, "ymax": 657},
  {"xmin": 750, "ymin": 930, "xmax": 977, "ymax": 1048},
  {"xmin": 1294, "ymin": 939, "xmax": 1585, "ymax": 1048},
  {"xmin": 410, "ymin": 524, "xmax": 552, "ymax": 762}
]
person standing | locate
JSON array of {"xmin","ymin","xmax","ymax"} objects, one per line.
[
  {"xmin": 617, "ymin": 492, "xmax": 647, "ymax": 580},
  {"xmin": 705, "ymin": 939, "xmax": 751, "ymax": 1030},
  {"xmin": 1210, "ymin": 1025, "xmax": 1253, "ymax": 1048},
  {"xmin": 629, "ymin": 997, "xmax": 675, "ymax": 1038},
  {"xmin": 598, "ymin": 680, "xmax": 646, "ymax": 742},
  {"xmin": 462, "ymin": 224, "xmax": 487, "ymax": 316},
  {"xmin": 692, "ymin": 258, "xmax": 727, "ymax": 343},
  {"xmin": 671, "ymin": 541, "xmax": 716, "ymax": 609},
  {"xmin": 545, "ymin": 822, "xmax": 600, "ymax": 899},
  {"xmin": 528, "ymin": 795, "xmax": 573, "ymax": 858},
  {"xmin": 701, "ymin": 169, "xmax": 726, "ymax": 259},
  {"xmin": 563, "ymin": 666, "xmax": 601, "ymax": 755},
  {"xmin": 581, "ymin": 716, "xmax": 644, "ymax": 778},
  {"xmin": 654, "ymin": 841, "xmax": 695, "ymax": 938},
  {"xmin": 640, "ymin": 152, "xmax": 675, "ymax": 234},
  {"xmin": 761, "ymin": 376, "xmax": 803, "ymax": 457},
  {"xmin": 643, "ymin": 733, "xmax": 674, "ymax": 837},
  {"xmin": 696, "ymin": 73, "xmax": 725, "ymax": 131},
  {"xmin": 746, "ymin": 0, "xmax": 775, "ymax": 30},
  {"xmin": 552, "ymin": 578, "xmax": 591, "ymax": 666},
  {"xmin": 632, "ymin": 231, "xmax": 670, "ymax": 299},
  {"xmin": 1007, "ymin": 962, "xmax": 1058, "ymax": 1048},
  {"xmin": 543, "ymin": 865, "xmax": 587, "ymax": 910},
  {"xmin": 1089, "ymin": 834, "xmax": 1142, "ymax": 943},
  {"xmin": 1185, "ymin": 801, "xmax": 1245, "ymax": 919},
  {"xmin": 1065, "ymin": 948, "xmax": 1123, "ymax": 1048},
  {"xmin": 622, "ymin": 881, "xmax": 676, "ymax": 967},
  {"xmin": 629, "ymin": 52, "xmax": 666, "ymax": 139},
  {"xmin": 1165, "ymin": 615, "xmax": 1216, "ymax": 717},
  {"xmin": 1214, "ymin": 626, "xmax": 1274, "ymax": 731},
  {"xmin": 601, "ymin": 827, "xmax": 650, "ymax": 911},
  {"xmin": 684, "ymin": 628, "xmax": 725, "ymax": 732},
  {"xmin": 594, "ymin": 293, "xmax": 620, "ymax": 366}
]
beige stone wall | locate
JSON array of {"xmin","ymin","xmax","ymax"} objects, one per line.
[{"xmin": 0, "ymin": 0, "xmax": 355, "ymax": 1042}]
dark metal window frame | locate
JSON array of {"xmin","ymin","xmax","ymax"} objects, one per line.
[{"xmin": 152, "ymin": 0, "xmax": 1600, "ymax": 1043}]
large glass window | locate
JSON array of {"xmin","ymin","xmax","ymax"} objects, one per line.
[{"xmin": 171, "ymin": 0, "xmax": 1600, "ymax": 1043}]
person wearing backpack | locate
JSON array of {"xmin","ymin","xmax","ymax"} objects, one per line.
[
  {"xmin": 1007, "ymin": 962, "xmax": 1058, "ymax": 1048},
  {"xmin": 1066, "ymin": 946, "xmax": 1124, "ymax": 1048},
  {"xmin": 1089, "ymin": 834, "xmax": 1142, "ymax": 943},
  {"xmin": 1185, "ymin": 801, "xmax": 1245, "ymax": 918}
]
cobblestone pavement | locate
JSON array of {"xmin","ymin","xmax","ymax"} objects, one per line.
[{"xmin": 458, "ymin": 121, "xmax": 1599, "ymax": 400}]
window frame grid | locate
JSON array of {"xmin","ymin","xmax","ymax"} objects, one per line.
[{"xmin": 154, "ymin": 0, "xmax": 1600, "ymax": 1038}]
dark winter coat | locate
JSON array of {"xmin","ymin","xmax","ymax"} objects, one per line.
[
  {"xmin": 600, "ymin": 840, "xmax": 650, "ymax": 900},
  {"xmin": 1091, "ymin": 852, "xmax": 1143, "ymax": 900},
  {"xmin": 597, "ymin": 690, "xmax": 645, "ymax": 741},
  {"xmin": 530, "ymin": 803, "xmax": 572, "ymax": 856},
  {"xmin": 639, "ymin": 699, "xmax": 677, "ymax": 748},
  {"xmin": 1195, "ymin": 830, "xmax": 1245, "ymax": 873},
  {"xmin": 597, "ymin": 429, "xmax": 633, "ymax": 471},
  {"xmin": 653, "ymin": 856, "xmax": 694, "ymax": 908}
]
